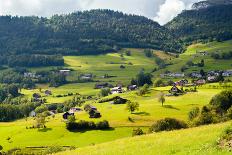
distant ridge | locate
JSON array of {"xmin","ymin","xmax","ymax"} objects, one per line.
[{"xmin": 192, "ymin": 0, "xmax": 232, "ymax": 9}]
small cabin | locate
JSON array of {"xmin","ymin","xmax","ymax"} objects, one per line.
[
  {"xmin": 111, "ymin": 87, "xmax": 123, "ymax": 94},
  {"xmin": 89, "ymin": 109, "xmax": 101, "ymax": 118},
  {"xmin": 127, "ymin": 85, "xmax": 138, "ymax": 91},
  {"xmin": 45, "ymin": 90, "xmax": 52, "ymax": 96},
  {"xmin": 169, "ymin": 86, "xmax": 182, "ymax": 94},
  {"xmin": 29, "ymin": 111, "xmax": 36, "ymax": 117},
  {"xmin": 33, "ymin": 93, "xmax": 41, "ymax": 99},
  {"xmin": 59, "ymin": 70, "xmax": 71, "ymax": 76},
  {"xmin": 63, "ymin": 112, "xmax": 74, "ymax": 120}
]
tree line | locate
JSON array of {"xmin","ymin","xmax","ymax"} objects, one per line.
[{"xmin": 0, "ymin": 54, "xmax": 64, "ymax": 67}]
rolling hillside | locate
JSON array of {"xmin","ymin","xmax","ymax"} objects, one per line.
[
  {"xmin": 0, "ymin": 10, "xmax": 182, "ymax": 55},
  {"xmin": 57, "ymin": 122, "xmax": 232, "ymax": 155}
]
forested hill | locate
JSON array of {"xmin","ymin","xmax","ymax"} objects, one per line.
[
  {"xmin": 0, "ymin": 9, "xmax": 182, "ymax": 55},
  {"xmin": 166, "ymin": 2, "xmax": 232, "ymax": 43}
]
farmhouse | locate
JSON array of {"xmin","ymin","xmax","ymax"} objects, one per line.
[
  {"xmin": 207, "ymin": 76, "xmax": 217, "ymax": 82},
  {"xmin": 111, "ymin": 87, "xmax": 123, "ymax": 94},
  {"xmin": 80, "ymin": 73, "xmax": 93, "ymax": 80},
  {"xmin": 24, "ymin": 72, "xmax": 41, "ymax": 78},
  {"xmin": 33, "ymin": 93, "xmax": 41, "ymax": 99},
  {"xmin": 89, "ymin": 109, "xmax": 101, "ymax": 118},
  {"xmin": 95, "ymin": 83, "xmax": 113, "ymax": 89},
  {"xmin": 160, "ymin": 72, "xmax": 185, "ymax": 78},
  {"xmin": 175, "ymin": 79, "xmax": 188, "ymax": 86},
  {"xmin": 222, "ymin": 70, "xmax": 232, "ymax": 77},
  {"xmin": 127, "ymin": 85, "xmax": 138, "ymax": 91},
  {"xmin": 59, "ymin": 70, "xmax": 71, "ymax": 76},
  {"xmin": 45, "ymin": 90, "xmax": 52, "ymax": 96},
  {"xmin": 190, "ymin": 72, "xmax": 202, "ymax": 78},
  {"xmin": 69, "ymin": 107, "xmax": 83, "ymax": 113},
  {"xmin": 63, "ymin": 112, "xmax": 74, "ymax": 120},
  {"xmin": 195, "ymin": 79, "xmax": 206, "ymax": 85},
  {"xmin": 169, "ymin": 85, "xmax": 182, "ymax": 94},
  {"xmin": 29, "ymin": 111, "xmax": 36, "ymax": 117}
]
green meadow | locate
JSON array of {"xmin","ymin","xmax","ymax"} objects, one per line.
[
  {"xmin": 0, "ymin": 40, "xmax": 232, "ymax": 153},
  {"xmin": 58, "ymin": 121, "xmax": 232, "ymax": 155}
]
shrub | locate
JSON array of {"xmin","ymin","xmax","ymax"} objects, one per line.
[
  {"xmin": 43, "ymin": 146, "xmax": 65, "ymax": 154},
  {"xmin": 34, "ymin": 105, "xmax": 48, "ymax": 114},
  {"xmin": 96, "ymin": 120, "xmax": 110, "ymax": 129},
  {"xmin": 132, "ymin": 128, "xmax": 144, "ymax": 136},
  {"xmin": 137, "ymin": 84, "xmax": 149, "ymax": 96},
  {"xmin": 126, "ymin": 101, "xmax": 139, "ymax": 113},
  {"xmin": 209, "ymin": 89, "xmax": 232, "ymax": 112},
  {"xmin": 149, "ymin": 118, "xmax": 188, "ymax": 132},
  {"xmin": 100, "ymin": 88, "xmax": 111, "ymax": 97},
  {"xmin": 154, "ymin": 79, "xmax": 165, "ymax": 87},
  {"xmin": 188, "ymin": 107, "xmax": 200, "ymax": 121},
  {"xmin": 227, "ymin": 107, "xmax": 232, "ymax": 119}
]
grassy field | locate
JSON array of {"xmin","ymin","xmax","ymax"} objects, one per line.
[
  {"xmin": 155, "ymin": 40, "xmax": 232, "ymax": 76},
  {"xmin": 57, "ymin": 121, "xmax": 232, "ymax": 155},
  {"xmin": 0, "ymin": 41, "xmax": 232, "ymax": 153},
  {"xmin": 0, "ymin": 85, "xmax": 228, "ymax": 151}
]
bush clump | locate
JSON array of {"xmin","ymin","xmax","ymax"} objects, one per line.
[
  {"xmin": 149, "ymin": 118, "xmax": 188, "ymax": 132},
  {"xmin": 66, "ymin": 120, "xmax": 110, "ymax": 131},
  {"xmin": 132, "ymin": 128, "xmax": 144, "ymax": 136}
]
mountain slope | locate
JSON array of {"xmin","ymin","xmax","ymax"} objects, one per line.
[
  {"xmin": 57, "ymin": 122, "xmax": 231, "ymax": 155},
  {"xmin": 0, "ymin": 10, "xmax": 182, "ymax": 55},
  {"xmin": 166, "ymin": 1, "xmax": 232, "ymax": 43}
]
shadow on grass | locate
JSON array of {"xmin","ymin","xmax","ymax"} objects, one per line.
[
  {"xmin": 38, "ymin": 128, "xmax": 52, "ymax": 132},
  {"xmin": 163, "ymin": 105, "xmax": 180, "ymax": 110},
  {"xmin": 132, "ymin": 112, "xmax": 150, "ymax": 116},
  {"xmin": 68, "ymin": 127, "xmax": 115, "ymax": 133}
]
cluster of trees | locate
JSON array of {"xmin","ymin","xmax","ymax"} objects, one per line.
[
  {"xmin": 188, "ymin": 89, "xmax": 232, "ymax": 126},
  {"xmin": 0, "ymin": 102, "xmax": 41, "ymax": 122},
  {"xmin": 0, "ymin": 84, "xmax": 19, "ymax": 102},
  {"xmin": 211, "ymin": 51, "xmax": 232, "ymax": 60},
  {"xmin": 66, "ymin": 117, "xmax": 110, "ymax": 131},
  {"xmin": 131, "ymin": 71, "xmax": 152, "ymax": 87},
  {"xmin": 149, "ymin": 118, "xmax": 188, "ymax": 133},
  {"xmin": 0, "ymin": 10, "xmax": 183, "ymax": 56},
  {"xmin": 166, "ymin": 4, "xmax": 232, "ymax": 43},
  {"xmin": 0, "ymin": 54, "xmax": 64, "ymax": 67}
]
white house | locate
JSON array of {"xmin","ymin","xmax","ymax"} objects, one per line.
[{"xmin": 29, "ymin": 111, "xmax": 36, "ymax": 117}]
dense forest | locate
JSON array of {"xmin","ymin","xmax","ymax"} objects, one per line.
[
  {"xmin": 0, "ymin": 10, "xmax": 182, "ymax": 55},
  {"xmin": 0, "ymin": 54, "xmax": 64, "ymax": 67},
  {"xmin": 166, "ymin": 4, "xmax": 232, "ymax": 43}
]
